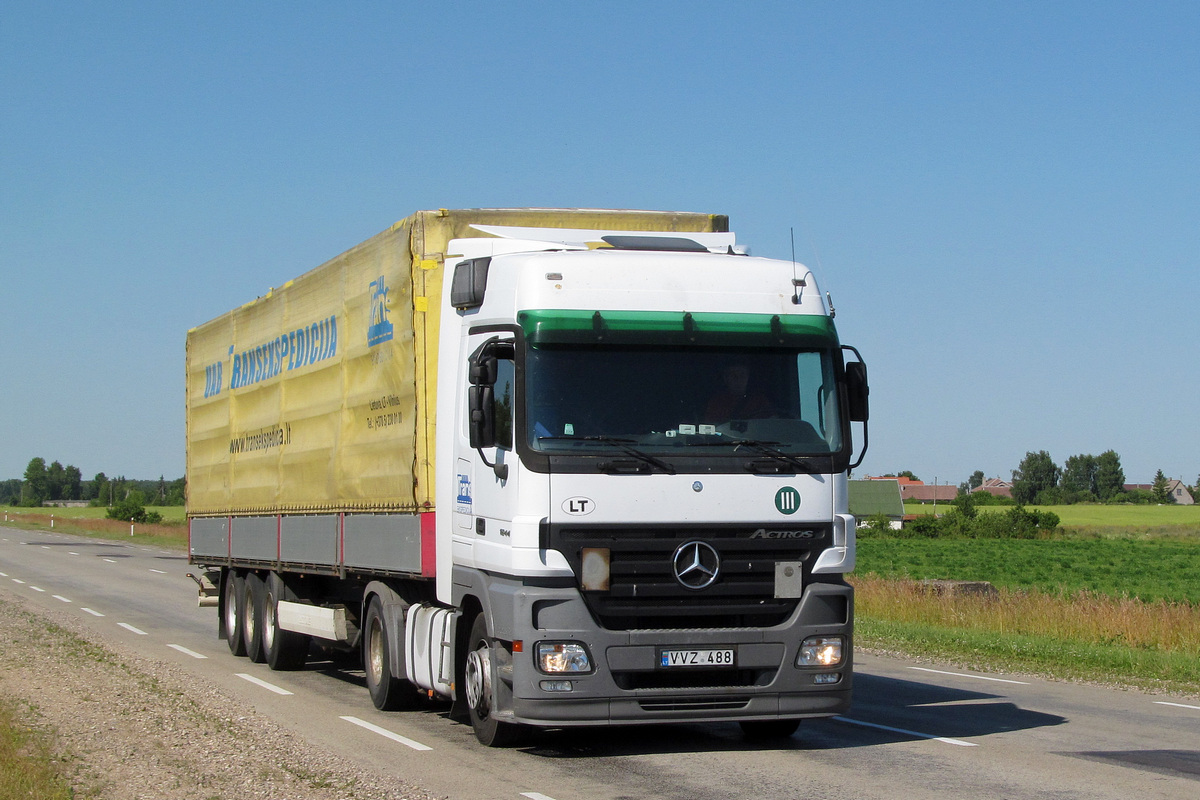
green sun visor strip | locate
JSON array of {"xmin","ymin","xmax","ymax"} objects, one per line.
[{"xmin": 518, "ymin": 309, "xmax": 840, "ymax": 348}]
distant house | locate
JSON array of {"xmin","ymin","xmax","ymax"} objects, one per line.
[
  {"xmin": 1123, "ymin": 480, "xmax": 1195, "ymax": 505},
  {"xmin": 972, "ymin": 478, "xmax": 1013, "ymax": 499},
  {"xmin": 848, "ymin": 479, "xmax": 905, "ymax": 529},
  {"xmin": 1168, "ymin": 479, "xmax": 1195, "ymax": 505},
  {"xmin": 863, "ymin": 475, "xmax": 957, "ymax": 504}
]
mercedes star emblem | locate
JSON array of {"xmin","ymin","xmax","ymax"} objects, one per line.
[{"xmin": 672, "ymin": 541, "xmax": 721, "ymax": 590}]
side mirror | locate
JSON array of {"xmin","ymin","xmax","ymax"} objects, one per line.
[
  {"xmin": 845, "ymin": 360, "xmax": 869, "ymax": 423},
  {"xmin": 469, "ymin": 385, "xmax": 496, "ymax": 449},
  {"xmin": 469, "ymin": 355, "xmax": 497, "ymax": 386}
]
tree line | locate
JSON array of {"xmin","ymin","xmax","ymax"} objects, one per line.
[
  {"xmin": 953, "ymin": 449, "xmax": 1195, "ymax": 505},
  {"xmin": 1, "ymin": 457, "xmax": 185, "ymax": 508}
]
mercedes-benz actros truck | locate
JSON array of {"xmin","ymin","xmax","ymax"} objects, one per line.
[{"xmin": 185, "ymin": 208, "xmax": 869, "ymax": 745}]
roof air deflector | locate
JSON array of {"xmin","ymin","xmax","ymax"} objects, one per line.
[{"xmin": 599, "ymin": 235, "xmax": 709, "ymax": 252}]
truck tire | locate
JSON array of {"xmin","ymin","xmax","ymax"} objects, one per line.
[
  {"xmin": 243, "ymin": 572, "xmax": 267, "ymax": 663},
  {"xmin": 222, "ymin": 570, "xmax": 247, "ymax": 657},
  {"xmin": 264, "ymin": 572, "xmax": 310, "ymax": 671},
  {"xmin": 363, "ymin": 596, "xmax": 422, "ymax": 711},
  {"xmin": 739, "ymin": 719, "xmax": 801, "ymax": 739},
  {"xmin": 463, "ymin": 614, "xmax": 524, "ymax": 747}
]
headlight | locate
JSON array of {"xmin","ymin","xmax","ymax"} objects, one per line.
[
  {"xmin": 536, "ymin": 641, "xmax": 593, "ymax": 673},
  {"xmin": 797, "ymin": 635, "xmax": 844, "ymax": 667}
]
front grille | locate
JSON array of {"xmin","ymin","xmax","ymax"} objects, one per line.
[
  {"xmin": 614, "ymin": 669, "xmax": 767, "ymax": 690},
  {"xmin": 545, "ymin": 523, "xmax": 831, "ymax": 630},
  {"xmin": 638, "ymin": 697, "xmax": 752, "ymax": 712}
]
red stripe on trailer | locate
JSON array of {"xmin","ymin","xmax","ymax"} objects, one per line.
[{"xmin": 420, "ymin": 512, "xmax": 436, "ymax": 577}]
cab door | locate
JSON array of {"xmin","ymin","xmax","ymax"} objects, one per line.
[{"xmin": 454, "ymin": 334, "xmax": 519, "ymax": 571}]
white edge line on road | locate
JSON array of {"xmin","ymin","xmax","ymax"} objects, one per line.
[
  {"xmin": 910, "ymin": 666, "xmax": 1030, "ymax": 685},
  {"xmin": 167, "ymin": 644, "xmax": 208, "ymax": 659},
  {"xmin": 52, "ymin": 595, "xmax": 71, "ymax": 603},
  {"xmin": 81, "ymin": 608, "xmax": 105, "ymax": 617},
  {"xmin": 236, "ymin": 673, "xmax": 294, "ymax": 696},
  {"xmin": 521, "ymin": 793, "xmax": 559, "ymax": 800},
  {"xmin": 117, "ymin": 623, "xmax": 148, "ymax": 635},
  {"xmin": 339, "ymin": 716, "xmax": 432, "ymax": 751},
  {"xmin": 1155, "ymin": 701, "xmax": 1200, "ymax": 712},
  {"xmin": 833, "ymin": 716, "xmax": 978, "ymax": 747}
]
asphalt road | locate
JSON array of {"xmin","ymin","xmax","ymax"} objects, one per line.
[{"xmin": 2, "ymin": 524, "xmax": 1198, "ymax": 799}]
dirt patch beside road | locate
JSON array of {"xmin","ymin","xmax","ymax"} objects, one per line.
[{"xmin": 0, "ymin": 587, "xmax": 440, "ymax": 800}]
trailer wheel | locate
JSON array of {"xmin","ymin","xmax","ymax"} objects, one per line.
[
  {"xmin": 363, "ymin": 597, "xmax": 421, "ymax": 711},
  {"xmin": 463, "ymin": 615, "xmax": 524, "ymax": 747},
  {"xmin": 264, "ymin": 572, "xmax": 310, "ymax": 671},
  {"xmin": 243, "ymin": 572, "xmax": 267, "ymax": 663},
  {"xmin": 739, "ymin": 719, "xmax": 801, "ymax": 739},
  {"xmin": 222, "ymin": 570, "xmax": 247, "ymax": 657}
]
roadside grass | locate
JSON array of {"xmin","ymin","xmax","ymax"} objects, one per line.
[
  {"xmin": 0, "ymin": 698, "xmax": 71, "ymax": 800},
  {"xmin": 0, "ymin": 508, "xmax": 187, "ymax": 550},
  {"xmin": 854, "ymin": 574, "xmax": 1200, "ymax": 695},
  {"xmin": 856, "ymin": 536, "xmax": 1200, "ymax": 603},
  {"xmin": 855, "ymin": 513, "xmax": 1200, "ymax": 695}
]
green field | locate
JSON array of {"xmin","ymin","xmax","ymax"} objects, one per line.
[
  {"xmin": 2, "ymin": 505, "xmax": 185, "ymax": 523},
  {"xmin": 904, "ymin": 502, "xmax": 1200, "ymax": 530},
  {"xmin": 855, "ymin": 537, "xmax": 1200, "ymax": 603},
  {"xmin": 856, "ymin": 505, "xmax": 1200, "ymax": 693}
]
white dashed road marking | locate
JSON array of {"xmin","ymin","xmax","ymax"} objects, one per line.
[
  {"xmin": 167, "ymin": 644, "xmax": 208, "ymax": 659},
  {"xmin": 834, "ymin": 716, "xmax": 977, "ymax": 747},
  {"xmin": 236, "ymin": 673, "xmax": 294, "ymax": 695},
  {"xmin": 909, "ymin": 666, "xmax": 1029, "ymax": 685},
  {"xmin": 339, "ymin": 716, "xmax": 432, "ymax": 751}
]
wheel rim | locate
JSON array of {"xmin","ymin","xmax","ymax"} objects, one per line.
[
  {"xmin": 242, "ymin": 582, "xmax": 255, "ymax": 643},
  {"xmin": 223, "ymin": 577, "xmax": 238, "ymax": 634},
  {"xmin": 263, "ymin": 589, "xmax": 276, "ymax": 652},
  {"xmin": 367, "ymin": 618, "xmax": 384, "ymax": 684},
  {"xmin": 465, "ymin": 643, "xmax": 492, "ymax": 716}
]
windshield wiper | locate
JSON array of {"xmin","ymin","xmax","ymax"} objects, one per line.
[
  {"xmin": 537, "ymin": 435, "xmax": 677, "ymax": 475},
  {"xmin": 700, "ymin": 437, "xmax": 814, "ymax": 473}
]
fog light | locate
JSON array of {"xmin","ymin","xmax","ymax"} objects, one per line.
[
  {"xmin": 797, "ymin": 635, "xmax": 844, "ymax": 667},
  {"xmin": 536, "ymin": 641, "xmax": 593, "ymax": 673},
  {"xmin": 814, "ymin": 673, "xmax": 841, "ymax": 685},
  {"xmin": 540, "ymin": 680, "xmax": 573, "ymax": 692}
]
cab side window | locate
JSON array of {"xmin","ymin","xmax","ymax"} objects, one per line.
[{"xmin": 494, "ymin": 358, "xmax": 514, "ymax": 449}]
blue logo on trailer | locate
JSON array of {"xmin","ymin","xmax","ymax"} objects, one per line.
[
  {"xmin": 367, "ymin": 275, "xmax": 394, "ymax": 347},
  {"xmin": 456, "ymin": 473, "xmax": 472, "ymax": 514}
]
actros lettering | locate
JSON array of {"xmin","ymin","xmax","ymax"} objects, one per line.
[{"xmin": 750, "ymin": 529, "xmax": 817, "ymax": 539}]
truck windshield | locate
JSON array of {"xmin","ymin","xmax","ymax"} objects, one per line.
[{"xmin": 524, "ymin": 345, "xmax": 843, "ymax": 456}]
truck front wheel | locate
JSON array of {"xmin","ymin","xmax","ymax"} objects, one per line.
[{"xmin": 463, "ymin": 615, "xmax": 524, "ymax": 747}]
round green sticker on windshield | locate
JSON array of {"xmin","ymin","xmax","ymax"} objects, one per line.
[{"xmin": 775, "ymin": 487, "xmax": 800, "ymax": 515}]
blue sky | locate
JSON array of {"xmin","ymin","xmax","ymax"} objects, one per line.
[{"xmin": 2, "ymin": 2, "xmax": 1197, "ymax": 488}]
